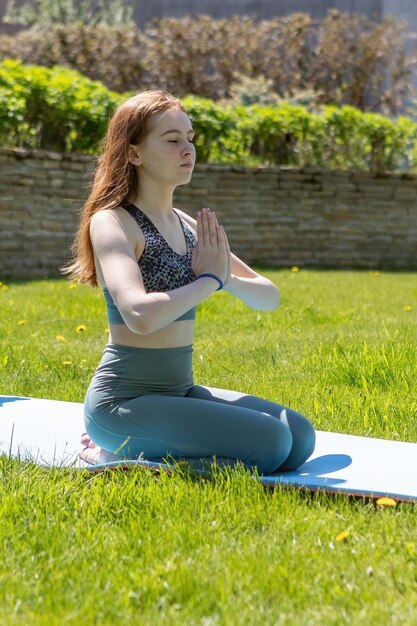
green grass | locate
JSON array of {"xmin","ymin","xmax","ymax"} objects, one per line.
[{"xmin": 1, "ymin": 271, "xmax": 417, "ymax": 625}]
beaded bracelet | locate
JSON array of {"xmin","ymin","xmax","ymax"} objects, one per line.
[{"xmin": 197, "ymin": 272, "xmax": 224, "ymax": 291}]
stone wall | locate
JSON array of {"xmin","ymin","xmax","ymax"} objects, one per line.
[
  {"xmin": 0, "ymin": 147, "xmax": 416, "ymax": 278},
  {"xmin": 0, "ymin": 148, "xmax": 91, "ymax": 278}
]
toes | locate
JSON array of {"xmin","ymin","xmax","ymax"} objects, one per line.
[
  {"xmin": 79, "ymin": 446, "xmax": 101, "ymax": 465},
  {"xmin": 80, "ymin": 433, "xmax": 97, "ymax": 448}
]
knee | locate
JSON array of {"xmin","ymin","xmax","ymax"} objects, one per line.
[
  {"xmin": 255, "ymin": 419, "xmax": 293, "ymax": 475},
  {"xmin": 277, "ymin": 409, "xmax": 316, "ymax": 471}
]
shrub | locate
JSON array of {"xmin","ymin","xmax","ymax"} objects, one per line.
[
  {"xmin": 225, "ymin": 75, "xmax": 281, "ymax": 107},
  {"xmin": 0, "ymin": 59, "xmax": 416, "ymax": 172},
  {"xmin": 182, "ymin": 95, "xmax": 239, "ymax": 163},
  {"xmin": 320, "ymin": 106, "xmax": 368, "ymax": 170},
  {"xmin": 251, "ymin": 104, "xmax": 323, "ymax": 166},
  {"xmin": 0, "ymin": 59, "xmax": 121, "ymax": 151},
  {"xmin": 311, "ymin": 10, "xmax": 413, "ymax": 115},
  {"xmin": 361, "ymin": 113, "xmax": 417, "ymax": 172},
  {"xmin": 0, "ymin": 22, "xmax": 145, "ymax": 93},
  {"xmin": 0, "ymin": 11, "xmax": 414, "ymax": 114},
  {"xmin": 3, "ymin": 0, "xmax": 137, "ymax": 26},
  {"xmin": 140, "ymin": 15, "xmax": 261, "ymax": 99}
]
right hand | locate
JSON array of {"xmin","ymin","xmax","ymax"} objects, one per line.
[{"xmin": 192, "ymin": 208, "xmax": 229, "ymax": 283}]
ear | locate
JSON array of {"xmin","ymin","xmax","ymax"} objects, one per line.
[{"xmin": 128, "ymin": 145, "xmax": 142, "ymax": 166}]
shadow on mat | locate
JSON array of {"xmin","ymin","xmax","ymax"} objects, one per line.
[
  {"xmin": 261, "ymin": 453, "xmax": 352, "ymax": 488},
  {"xmin": 0, "ymin": 396, "xmax": 30, "ymax": 407},
  {"xmin": 296, "ymin": 453, "xmax": 352, "ymax": 476}
]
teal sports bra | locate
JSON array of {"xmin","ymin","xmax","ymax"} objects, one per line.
[
  {"xmin": 103, "ymin": 287, "xmax": 196, "ymax": 324},
  {"xmin": 102, "ymin": 202, "xmax": 197, "ymax": 325}
]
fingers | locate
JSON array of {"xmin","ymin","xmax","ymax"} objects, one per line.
[
  {"xmin": 197, "ymin": 208, "xmax": 221, "ymax": 247},
  {"xmin": 193, "ymin": 209, "xmax": 229, "ymax": 281},
  {"xmin": 196, "ymin": 209, "xmax": 205, "ymax": 245},
  {"xmin": 214, "ymin": 221, "xmax": 228, "ymax": 251},
  {"xmin": 209, "ymin": 211, "xmax": 219, "ymax": 245}
]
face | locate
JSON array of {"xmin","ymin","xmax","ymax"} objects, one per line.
[{"xmin": 131, "ymin": 108, "xmax": 196, "ymax": 187}]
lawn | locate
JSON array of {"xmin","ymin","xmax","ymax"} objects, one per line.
[{"xmin": 1, "ymin": 271, "xmax": 417, "ymax": 625}]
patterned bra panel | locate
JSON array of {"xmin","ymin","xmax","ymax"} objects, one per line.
[
  {"xmin": 121, "ymin": 201, "xmax": 197, "ymax": 292},
  {"xmin": 102, "ymin": 202, "xmax": 197, "ymax": 325}
]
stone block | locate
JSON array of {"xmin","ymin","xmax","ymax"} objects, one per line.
[{"xmin": 50, "ymin": 179, "xmax": 65, "ymax": 189}]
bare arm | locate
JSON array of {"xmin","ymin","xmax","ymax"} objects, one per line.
[
  {"xmin": 177, "ymin": 208, "xmax": 279, "ymax": 311},
  {"xmin": 91, "ymin": 208, "xmax": 229, "ymax": 334},
  {"xmin": 224, "ymin": 253, "xmax": 280, "ymax": 310}
]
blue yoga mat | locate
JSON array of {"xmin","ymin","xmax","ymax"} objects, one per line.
[{"xmin": 1, "ymin": 395, "xmax": 416, "ymax": 501}]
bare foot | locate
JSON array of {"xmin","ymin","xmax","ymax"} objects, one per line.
[
  {"xmin": 80, "ymin": 445, "xmax": 102, "ymax": 465},
  {"xmin": 79, "ymin": 438, "xmax": 123, "ymax": 466},
  {"xmin": 80, "ymin": 432, "xmax": 96, "ymax": 448}
]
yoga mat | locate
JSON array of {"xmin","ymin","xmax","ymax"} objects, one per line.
[{"xmin": 1, "ymin": 395, "xmax": 416, "ymax": 501}]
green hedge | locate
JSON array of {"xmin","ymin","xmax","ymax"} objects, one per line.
[
  {"xmin": 0, "ymin": 59, "xmax": 121, "ymax": 153},
  {"xmin": 1, "ymin": 59, "xmax": 416, "ymax": 172},
  {"xmin": 185, "ymin": 96, "xmax": 417, "ymax": 172}
]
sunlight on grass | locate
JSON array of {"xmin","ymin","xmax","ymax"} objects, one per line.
[{"xmin": 1, "ymin": 271, "xmax": 417, "ymax": 625}]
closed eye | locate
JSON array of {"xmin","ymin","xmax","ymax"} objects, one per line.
[{"xmin": 168, "ymin": 138, "xmax": 195, "ymax": 144}]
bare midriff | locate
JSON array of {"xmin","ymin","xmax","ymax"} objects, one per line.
[{"xmin": 107, "ymin": 319, "xmax": 195, "ymax": 349}]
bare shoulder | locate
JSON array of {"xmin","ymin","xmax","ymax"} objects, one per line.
[
  {"xmin": 90, "ymin": 206, "xmax": 134, "ymax": 231},
  {"xmin": 91, "ymin": 207, "xmax": 144, "ymax": 244},
  {"xmin": 90, "ymin": 208, "xmax": 124, "ymax": 234},
  {"xmin": 90, "ymin": 208, "xmax": 145, "ymax": 264}
]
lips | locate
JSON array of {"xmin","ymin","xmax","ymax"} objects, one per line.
[{"xmin": 181, "ymin": 162, "xmax": 194, "ymax": 168}]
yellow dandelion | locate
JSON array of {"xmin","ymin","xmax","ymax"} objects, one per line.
[
  {"xmin": 336, "ymin": 530, "xmax": 350, "ymax": 542},
  {"xmin": 62, "ymin": 360, "xmax": 72, "ymax": 366},
  {"xmin": 372, "ymin": 271, "xmax": 380, "ymax": 277},
  {"xmin": 69, "ymin": 283, "xmax": 78, "ymax": 289},
  {"xmin": 376, "ymin": 497, "xmax": 397, "ymax": 508},
  {"xmin": 404, "ymin": 305, "xmax": 412, "ymax": 312},
  {"xmin": 1, "ymin": 284, "xmax": 8, "ymax": 290},
  {"xmin": 55, "ymin": 335, "xmax": 66, "ymax": 342},
  {"xmin": 18, "ymin": 319, "xmax": 26, "ymax": 325},
  {"xmin": 104, "ymin": 328, "xmax": 109, "ymax": 333},
  {"xmin": 76, "ymin": 324, "xmax": 87, "ymax": 333},
  {"xmin": 291, "ymin": 266, "xmax": 300, "ymax": 273},
  {"xmin": 3, "ymin": 355, "xmax": 9, "ymax": 366}
]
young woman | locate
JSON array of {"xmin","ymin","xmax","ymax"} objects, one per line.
[{"xmin": 65, "ymin": 89, "xmax": 315, "ymax": 473}]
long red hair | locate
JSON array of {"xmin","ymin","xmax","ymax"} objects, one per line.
[{"xmin": 63, "ymin": 90, "xmax": 185, "ymax": 286}]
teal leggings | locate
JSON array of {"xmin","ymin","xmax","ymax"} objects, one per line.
[{"xmin": 84, "ymin": 344, "xmax": 316, "ymax": 474}]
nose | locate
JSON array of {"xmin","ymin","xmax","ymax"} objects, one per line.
[{"xmin": 182, "ymin": 139, "xmax": 195, "ymax": 156}]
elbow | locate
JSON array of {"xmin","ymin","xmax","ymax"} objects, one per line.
[
  {"xmin": 133, "ymin": 320, "xmax": 154, "ymax": 335},
  {"xmin": 246, "ymin": 283, "xmax": 280, "ymax": 311},
  {"xmin": 108, "ymin": 291, "xmax": 159, "ymax": 334},
  {"xmin": 260, "ymin": 285, "xmax": 280, "ymax": 311},
  {"xmin": 260, "ymin": 294, "xmax": 280, "ymax": 311},
  {"xmin": 251, "ymin": 290, "xmax": 279, "ymax": 311},
  {"xmin": 124, "ymin": 310, "xmax": 156, "ymax": 335}
]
